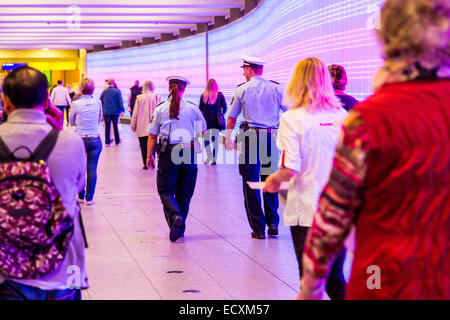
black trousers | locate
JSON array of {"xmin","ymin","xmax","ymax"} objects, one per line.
[
  {"xmin": 138, "ymin": 136, "xmax": 156, "ymax": 167},
  {"xmin": 157, "ymin": 147, "xmax": 198, "ymax": 235},
  {"xmin": 204, "ymin": 128, "xmax": 219, "ymax": 162},
  {"xmin": 290, "ymin": 226, "xmax": 347, "ymax": 300},
  {"xmin": 104, "ymin": 114, "xmax": 120, "ymax": 145},
  {"xmin": 238, "ymin": 129, "xmax": 279, "ymax": 234}
]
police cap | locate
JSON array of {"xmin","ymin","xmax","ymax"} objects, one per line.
[
  {"xmin": 241, "ymin": 55, "xmax": 265, "ymax": 69},
  {"xmin": 166, "ymin": 76, "xmax": 190, "ymax": 87}
]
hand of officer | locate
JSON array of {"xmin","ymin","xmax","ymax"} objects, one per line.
[
  {"xmin": 263, "ymin": 174, "xmax": 281, "ymax": 193},
  {"xmin": 44, "ymin": 95, "xmax": 63, "ymax": 130},
  {"xmin": 147, "ymin": 154, "xmax": 155, "ymax": 169}
]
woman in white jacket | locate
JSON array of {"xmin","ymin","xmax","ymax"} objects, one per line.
[
  {"xmin": 263, "ymin": 57, "xmax": 348, "ymax": 300},
  {"xmin": 131, "ymin": 81, "xmax": 161, "ymax": 169}
]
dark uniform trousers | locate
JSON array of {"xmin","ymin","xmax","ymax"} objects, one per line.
[
  {"xmin": 238, "ymin": 128, "xmax": 280, "ymax": 234},
  {"xmin": 157, "ymin": 145, "xmax": 198, "ymax": 234}
]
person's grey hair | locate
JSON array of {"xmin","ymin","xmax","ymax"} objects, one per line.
[
  {"xmin": 378, "ymin": 0, "xmax": 450, "ymax": 71},
  {"xmin": 142, "ymin": 81, "xmax": 155, "ymax": 93}
]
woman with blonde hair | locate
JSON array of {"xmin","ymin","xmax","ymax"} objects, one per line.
[
  {"xmin": 300, "ymin": 0, "xmax": 450, "ymax": 300},
  {"xmin": 263, "ymin": 57, "xmax": 348, "ymax": 300},
  {"xmin": 199, "ymin": 79, "xmax": 227, "ymax": 165},
  {"xmin": 131, "ymin": 80, "xmax": 161, "ymax": 169}
]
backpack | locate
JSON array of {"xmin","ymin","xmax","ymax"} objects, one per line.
[{"xmin": 0, "ymin": 129, "xmax": 74, "ymax": 279}]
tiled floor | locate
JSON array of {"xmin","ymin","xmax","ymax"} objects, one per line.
[{"xmin": 79, "ymin": 124, "xmax": 353, "ymax": 300}]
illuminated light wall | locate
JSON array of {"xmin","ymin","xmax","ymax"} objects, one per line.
[
  {"xmin": 87, "ymin": 0, "xmax": 384, "ymax": 116},
  {"xmin": 87, "ymin": 35, "xmax": 206, "ymax": 115}
]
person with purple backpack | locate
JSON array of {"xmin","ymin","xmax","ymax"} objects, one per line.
[{"xmin": 0, "ymin": 66, "xmax": 88, "ymax": 300}]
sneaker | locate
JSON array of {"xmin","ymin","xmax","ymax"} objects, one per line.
[
  {"xmin": 268, "ymin": 224, "xmax": 278, "ymax": 237},
  {"xmin": 251, "ymin": 232, "xmax": 266, "ymax": 240},
  {"xmin": 106, "ymin": 144, "xmax": 111, "ymax": 148},
  {"xmin": 86, "ymin": 200, "xmax": 94, "ymax": 205},
  {"xmin": 78, "ymin": 198, "xmax": 85, "ymax": 204},
  {"xmin": 169, "ymin": 216, "xmax": 183, "ymax": 242},
  {"xmin": 143, "ymin": 166, "xmax": 149, "ymax": 170}
]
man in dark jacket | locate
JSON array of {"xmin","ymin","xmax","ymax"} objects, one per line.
[
  {"xmin": 100, "ymin": 79, "xmax": 124, "ymax": 147},
  {"xmin": 129, "ymin": 80, "xmax": 141, "ymax": 115}
]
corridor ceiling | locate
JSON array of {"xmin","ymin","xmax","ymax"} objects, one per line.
[{"xmin": 0, "ymin": 0, "xmax": 246, "ymax": 49}]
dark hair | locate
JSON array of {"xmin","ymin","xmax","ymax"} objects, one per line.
[
  {"xmin": 169, "ymin": 82, "xmax": 186, "ymax": 119},
  {"xmin": 328, "ymin": 64, "xmax": 348, "ymax": 91},
  {"xmin": 57, "ymin": 80, "xmax": 63, "ymax": 85},
  {"xmin": 2, "ymin": 66, "xmax": 49, "ymax": 109}
]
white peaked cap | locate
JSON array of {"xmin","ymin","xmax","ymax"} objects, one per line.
[{"xmin": 166, "ymin": 76, "xmax": 190, "ymax": 86}]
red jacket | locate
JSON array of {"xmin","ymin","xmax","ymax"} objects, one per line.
[{"xmin": 347, "ymin": 79, "xmax": 450, "ymax": 299}]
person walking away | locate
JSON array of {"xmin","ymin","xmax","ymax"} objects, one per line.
[
  {"xmin": 0, "ymin": 66, "xmax": 88, "ymax": 300},
  {"xmin": 131, "ymin": 80, "xmax": 161, "ymax": 170},
  {"xmin": 69, "ymin": 78, "xmax": 103, "ymax": 205},
  {"xmin": 225, "ymin": 56, "xmax": 289, "ymax": 239},
  {"xmin": 129, "ymin": 80, "xmax": 142, "ymax": 115},
  {"xmin": 100, "ymin": 79, "xmax": 124, "ymax": 147},
  {"xmin": 50, "ymin": 80, "xmax": 72, "ymax": 126},
  {"xmin": 299, "ymin": 0, "xmax": 450, "ymax": 300},
  {"xmin": 146, "ymin": 76, "xmax": 206, "ymax": 242},
  {"xmin": 263, "ymin": 57, "xmax": 348, "ymax": 300},
  {"xmin": 199, "ymin": 79, "xmax": 227, "ymax": 165}
]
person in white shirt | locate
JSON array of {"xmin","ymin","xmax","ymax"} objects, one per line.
[
  {"xmin": 263, "ymin": 57, "xmax": 348, "ymax": 300},
  {"xmin": 50, "ymin": 80, "xmax": 72, "ymax": 126}
]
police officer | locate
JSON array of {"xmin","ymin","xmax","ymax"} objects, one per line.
[
  {"xmin": 147, "ymin": 76, "xmax": 207, "ymax": 242},
  {"xmin": 225, "ymin": 56, "xmax": 289, "ymax": 239}
]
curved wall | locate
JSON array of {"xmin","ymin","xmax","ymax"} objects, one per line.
[{"xmin": 87, "ymin": 0, "xmax": 384, "ymax": 115}]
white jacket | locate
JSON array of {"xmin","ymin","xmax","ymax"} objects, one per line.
[{"xmin": 277, "ymin": 106, "xmax": 348, "ymax": 227}]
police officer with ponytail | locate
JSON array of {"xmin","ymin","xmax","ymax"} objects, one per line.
[{"xmin": 147, "ymin": 76, "xmax": 207, "ymax": 242}]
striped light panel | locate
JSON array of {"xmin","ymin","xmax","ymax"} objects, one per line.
[{"xmin": 87, "ymin": 0, "xmax": 385, "ymax": 116}]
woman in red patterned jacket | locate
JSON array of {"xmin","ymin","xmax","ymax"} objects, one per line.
[{"xmin": 300, "ymin": 0, "xmax": 450, "ymax": 300}]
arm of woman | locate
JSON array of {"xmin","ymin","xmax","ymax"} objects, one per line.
[
  {"xmin": 199, "ymin": 95, "xmax": 204, "ymax": 113},
  {"xmin": 98, "ymin": 99, "xmax": 103, "ymax": 124},
  {"xmin": 220, "ymin": 92, "xmax": 227, "ymax": 114},
  {"xmin": 263, "ymin": 167, "xmax": 298, "ymax": 193},
  {"xmin": 68, "ymin": 101, "xmax": 76, "ymax": 126},
  {"xmin": 146, "ymin": 134, "xmax": 157, "ymax": 169},
  {"xmin": 263, "ymin": 112, "xmax": 301, "ymax": 193}
]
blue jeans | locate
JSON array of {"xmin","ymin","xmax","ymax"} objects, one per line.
[
  {"xmin": 79, "ymin": 136, "xmax": 102, "ymax": 201},
  {"xmin": 0, "ymin": 281, "xmax": 81, "ymax": 300}
]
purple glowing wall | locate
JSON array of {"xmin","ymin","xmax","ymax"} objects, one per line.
[{"xmin": 87, "ymin": 0, "xmax": 385, "ymax": 116}]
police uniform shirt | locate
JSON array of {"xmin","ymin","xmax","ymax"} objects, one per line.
[
  {"xmin": 148, "ymin": 98, "xmax": 207, "ymax": 144},
  {"xmin": 228, "ymin": 76, "xmax": 289, "ymax": 129}
]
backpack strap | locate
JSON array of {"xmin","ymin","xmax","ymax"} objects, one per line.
[
  {"xmin": 32, "ymin": 129, "xmax": 60, "ymax": 162},
  {"xmin": 0, "ymin": 136, "xmax": 13, "ymax": 162}
]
